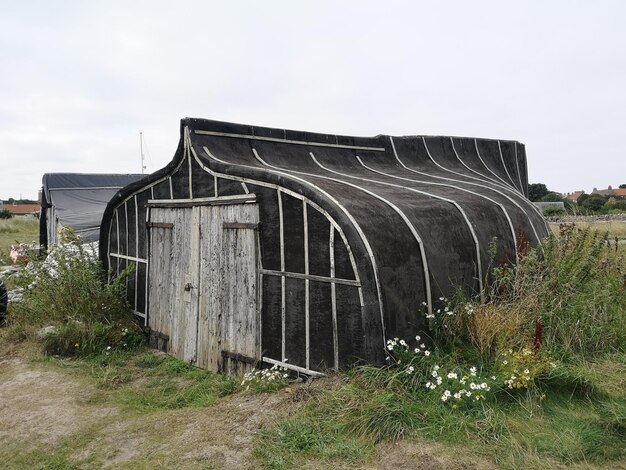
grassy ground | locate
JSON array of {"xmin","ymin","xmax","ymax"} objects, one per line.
[
  {"xmin": 2, "ymin": 347, "xmax": 623, "ymax": 469},
  {"xmin": 549, "ymin": 218, "xmax": 626, "ymax": 240},
  {"xmin": 253, "ymin": 356, "xmax": 626, "ymax": 469},
  {"xmin": 0, "ymin": 218, "xmax": 39, "ymax": 264},
  {"xmin": 0, "ymin": 220, "xmax": 624, "ymax": 469}
]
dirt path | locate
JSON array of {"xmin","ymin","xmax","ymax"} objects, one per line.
[
  {"xmin": 0, "ymin": 356, "xmax": 297, "ymax": 468},
  {"xmin": 0, "ymin": 356, "xmax": 493, "ymax": 469}
]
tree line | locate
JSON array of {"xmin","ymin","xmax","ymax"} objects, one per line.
[{"xmin": 529, "ymin": 183, "xmax": 626, "ymax": 215}]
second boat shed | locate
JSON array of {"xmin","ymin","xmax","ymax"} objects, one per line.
[{"xmin": 100, "ymin": 118, "xmax": 549, "ymax": 375}]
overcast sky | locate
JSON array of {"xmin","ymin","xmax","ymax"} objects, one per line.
[{"xmin": 1, "ymin": 1, "xmax": 625, "ymax": 200}]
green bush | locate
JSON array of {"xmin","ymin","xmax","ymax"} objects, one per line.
[
  {"xmin": 542, "ymin": 207, "xmax": 566, "ymax": 217},
  {"xmin": 43, "ymin": 321, "xmax": 144, "ymax": 356},
  {"xmin": 7, "ymin": 231, "xmax": 144, "ymax": 356}
]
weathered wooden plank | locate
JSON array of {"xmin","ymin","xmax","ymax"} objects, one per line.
[
  {"xmin": 148, "ymin": 207, "xmax": 176, "ymax": 353},
  {"xmin": 148, "ymin": 194, "xmax": 256, "ymax": 208},
  {"xmin": 221, "ymin": 203, "xmax": 260, "ymax": 374},
  {"xmin": 173, "ymin": 207, "xmax": 199, "ymax": 363},
  {"xmin": 259, "ymin": 269, "xmax": 360, "ymax": 287},
  {"xmin": 147, "ymin": 222, "xmax": 174, "ymax": 229},
  {"xmin": 223, "ymin": 222, "xmax": 258, "ymax": 230},
  {"xmin": 197, "ymin": 204, "xmax": 223, "ymax": 371}
]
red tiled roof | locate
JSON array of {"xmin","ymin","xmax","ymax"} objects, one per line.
[
  {"xmin": 613, "ymin": 188, "xmax": 626, "ymax": 197},
  {"xmin": 3, "ymin": 204, "xmax": 41, "ymax": 215},
  {"xmin": 565, "ymin": 191, "xmax": 584, "ymax": 202}
]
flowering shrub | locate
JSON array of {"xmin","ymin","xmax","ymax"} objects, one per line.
[
  {"xmin": 385, "ymin": 336, "xmax": 498, "ymax": 408},
  {"xmin": 496, "ymin": 348, "xmax": 555, "ymax": 390},
  {"xmin": 421, "ymin": 298, "xmax": 457, "ymax": 342},
  {"xmin": 426, "ymin": 365, "xmax": 496, "ymax": 407},
  {"xmin": 385, "ymin": 330, "xmax": 558, "ymax": 407},
  {"xmin": 241, "ymin": 362, "xmax": 290, "ymax": 393}
]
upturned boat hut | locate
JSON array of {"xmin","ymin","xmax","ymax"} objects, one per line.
[{"xmin": 99, "ymin": 118, "xmax": 548, "ymax": 375}]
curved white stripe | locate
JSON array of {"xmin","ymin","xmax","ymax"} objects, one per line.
[
  {"xmin": 301, "ymin": 151, "xmax": 433, "ymax": 312},
  {"xmin": 248, "ymin": 144, "xmax": 431, "ymax": 317},
  {"xmin": 192, "ymin": 145, "xmax": 364, "ymax": 299},
  {"xmin": 357, "ymin": 154, "xmax": 519, "ymax": 276},
  {"xmin": 449, "ymin": 138, "xmax": 549, "ymax": 235},
  {"xmin": 352, "ymin": 156, "xmax": 484, "ymax": 292},
  {"xmin": 449, "ymin": 137, "xmax": 503, "ymax": 186},
  {"xmin": 514, "ymin": 143, "xmax": 524, "ymax": 195},
  {"xmin": 191, "ymin": 148, "xmax": 367, "ymax": 313},
  {"xmin": 473, "ymin": 139, "xmax": 513, "ymax": 188},
  {"xmin": 407, "ymin": 137, "xmax": 547, "ymax": 244},
  {"xmin": 188, "ymin": 138, "xmax": 371, "ymax": 366},
  {"xmin": 497, "ymin": 141, "xmax": 519, "ymax": 190},
  {"xmin": 405, "ymin": 142, "xmax": 520, "ymax": 260},
  {"xmin": 218, "ymin": 145, "xmax": 391, "ymax": 331},
  {"xmin": 429, "ymin": 136, "xmax": 516, "ymax": 195}
]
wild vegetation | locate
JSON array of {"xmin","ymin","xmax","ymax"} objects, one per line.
[
  {"xmin": 0, "ymin": 223, "xmax": 625, "ymax": 468},
  {"xmin": 254, "ymin": 225, "xmax": 626, "ymax": 469},
  {"xmin": 5, "ymin": 229, "xmax": 145, "ymax": 358}
]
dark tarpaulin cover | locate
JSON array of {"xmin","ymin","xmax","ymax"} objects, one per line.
[{"xmin": 42, "ymin": 173, "xmax": 145, "ymax": 243}]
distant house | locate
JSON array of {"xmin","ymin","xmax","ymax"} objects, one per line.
[
  {"xmin": 564, "ymin": 191, "xmax": 585, "ymax": 203},
  {"xmin": 3, "ymin": 203, "xmax": 40, "ymax": 218},
  {"xmin": 591, "ymin": 186, "xmax": 626, "ymax": 198}
]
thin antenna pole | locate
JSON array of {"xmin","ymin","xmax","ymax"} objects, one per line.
[{"xmin": 140, "ymin": 131, "xmax": 146, "ymax": 174}]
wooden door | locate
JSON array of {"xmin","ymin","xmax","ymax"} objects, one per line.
[
  {"xmin": 148, "ymin": 206, "xmax": 201, "ymax": 364},
  {"xmin": 148, "ymin": 201, "xmax": 259, "ymax": 373},
  {"xmin": 196, "ymin": 203, "xmax": 260, "ymax": 373}
]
